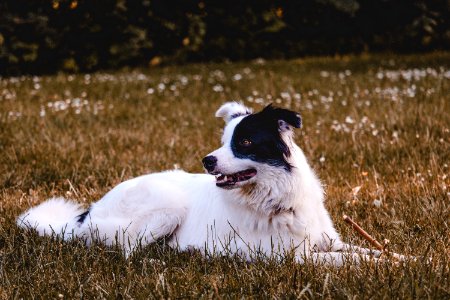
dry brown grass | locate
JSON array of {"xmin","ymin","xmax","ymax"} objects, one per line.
[{"xmin": 1, "ymin": 53, "xmax": 449, "ymax": 298}]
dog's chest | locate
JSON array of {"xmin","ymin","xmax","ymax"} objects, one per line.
[{"xmin": 170, "ymin": 198, "xmax": 307, "ymax": 255}]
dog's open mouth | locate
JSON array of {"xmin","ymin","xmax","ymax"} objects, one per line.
[{"xmin": 215, "ymin": 169, "xmax": 257, "ymax": 188}]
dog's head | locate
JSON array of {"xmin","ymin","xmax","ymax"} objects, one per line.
[{"xmin": 202, "ymin": 102, "xmax": 302, "ymax": 189}]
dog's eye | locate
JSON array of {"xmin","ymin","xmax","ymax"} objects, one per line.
[{"xmin": 239, "ymin": 139, "xmax": 252, "ymax": 147}]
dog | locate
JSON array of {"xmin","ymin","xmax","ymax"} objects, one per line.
[{"xmin": 17, "ymin": 102, "xmax": 394, "ymax": 265}]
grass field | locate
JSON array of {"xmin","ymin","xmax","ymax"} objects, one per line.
[{"xmin": 1, "ymin": 53, "xmax": 449, "ymax": 298}]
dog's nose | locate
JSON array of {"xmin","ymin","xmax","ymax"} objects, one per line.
[{"xmin": 202, "ymin": 155, "xmax": 217, "ymax": 172}]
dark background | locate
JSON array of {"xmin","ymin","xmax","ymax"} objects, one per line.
[{"xmin": 1, "ymin": 0, "xmax": 449, "ymax": 75}]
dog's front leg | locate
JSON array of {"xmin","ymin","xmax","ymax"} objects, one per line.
[
  {"xmin": 337, "ymin": 243, "xmax": 383, "ymax": 257},
  {"xmin": 296, "ymin": 251, "xmax": 379, "ymax": 267},
  {"xmin": 334, "ymin": 243, "xmax": 415, "ymax": 263}
]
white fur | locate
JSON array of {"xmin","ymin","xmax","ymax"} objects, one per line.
[
  {"xmin": 17, "ymin": 197, "xmax": 84, "ymax": 237},
  {"xmin": 17, "ymin": 102, "xmax": 397, "ymax": 265}
]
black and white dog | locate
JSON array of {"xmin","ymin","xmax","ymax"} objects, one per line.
[{"xmin": 18, "ymin": 102, "xmax": 395, "ymax": 265}]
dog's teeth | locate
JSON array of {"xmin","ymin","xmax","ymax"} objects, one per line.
[{"xmin": 223, "ymin": 175, "xmax": 228, "ymax": 181}]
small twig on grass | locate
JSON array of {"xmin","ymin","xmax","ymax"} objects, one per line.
[
  {"xmin": 343, "ymin": 215, "xmax": 383, "ymax": 251},
  {"xmin": 343, "ymin": 215, "xmax": 414, "ymax": 262}
]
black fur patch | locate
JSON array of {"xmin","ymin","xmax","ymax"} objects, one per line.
[
  {"xmin": 230, "ymin": 105, "xmax": 301, "ymax": 171},
  {"xmin": 76, "ymin": 209, "xmax": 90, "ymax": 224}
]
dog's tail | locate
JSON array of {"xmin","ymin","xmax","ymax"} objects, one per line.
[{"xmin": 17, "ymin": 197, "xmax": 87, "ymax": 239}]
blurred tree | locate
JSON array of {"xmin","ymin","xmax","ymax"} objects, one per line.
[{"xmin": 0, "ymin": 0, "xmax": 448, "ymax": 75}]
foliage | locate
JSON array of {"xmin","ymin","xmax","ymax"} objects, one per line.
[
  {"xmin": 0, "ymin": 53, "xmax": 449, "ymax": 298},
  {"xmin": 0, "ymin": 0, "xmax": 449, "ymax": 74}
]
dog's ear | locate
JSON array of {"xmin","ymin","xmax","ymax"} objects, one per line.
[
  {"xmin": 215, "ymin": 102, "xmax": 253, "ymax": 123},
  {"xmin": 262, "ymin": 104, "xmax": 302, "ymax": 132}
]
